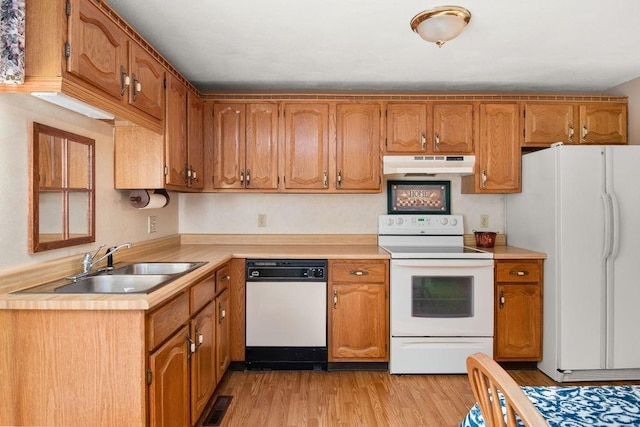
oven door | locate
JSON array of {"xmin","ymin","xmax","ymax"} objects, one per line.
[{"xmin": 390, "ymin": 258, "xmax": 494, "ymax": 337}]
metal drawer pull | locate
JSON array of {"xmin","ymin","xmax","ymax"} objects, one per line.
[
  {"xmin": 333, "ymin": 289, "xmax": 338, "ymax": 309},
  {"xmin": 509, "ymin": 270, "xmax": 529, "ymax": 276},
  {"xmin": 221, "ymin": 275, "xmax": 230, "ymax": 281},
  {"xmin": 349, "ymin": 270, "xmax": 369, "ymax": 276}
]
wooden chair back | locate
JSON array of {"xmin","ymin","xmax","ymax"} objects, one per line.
[{"xmin": 466, "ymin": 353, "xmax": 548, "ymax": 427}]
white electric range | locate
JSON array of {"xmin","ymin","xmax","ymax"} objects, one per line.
[{"xmin": 378, "ymin": 214, "xmax": 494, "ymax": 374}]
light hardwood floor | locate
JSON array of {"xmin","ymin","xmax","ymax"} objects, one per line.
[{"xmin": 201, "ymin": 368, "xmax": 640, "ymax": 427}]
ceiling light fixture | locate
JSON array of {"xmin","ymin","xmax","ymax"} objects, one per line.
[{"xmin": 410, "ymin": 6, "xmax": 471, "ymax": 47}]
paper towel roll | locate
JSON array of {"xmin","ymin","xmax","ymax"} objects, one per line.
[{"xmin": 129, "ymin": 190, "xmax": 169, "ymax": 209}]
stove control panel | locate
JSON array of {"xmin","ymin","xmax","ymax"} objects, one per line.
[{"xmin": 378, "ymin": 214, "xmax": 464, "ymax": 235}]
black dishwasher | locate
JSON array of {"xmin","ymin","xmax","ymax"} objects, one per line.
[{"xmin": 245, "ymin": 259, "xmax": 327, "ymax": 370}]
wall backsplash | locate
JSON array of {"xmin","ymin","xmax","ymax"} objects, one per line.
[{"xmin": 179, "ymin": 176, "xmax": 505, "ymax": 235}]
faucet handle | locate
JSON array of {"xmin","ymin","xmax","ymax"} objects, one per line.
[{"xmin": 89, "ymin": 244, "xmax": 106, "ymax": 261}]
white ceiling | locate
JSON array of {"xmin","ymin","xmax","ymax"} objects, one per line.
[{"xmin": 105, "ymin": 0, "xmax": 640, "ymax": 94}]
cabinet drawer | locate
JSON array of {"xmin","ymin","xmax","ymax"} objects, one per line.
[
  {"xmin": 147, "ymin": 292, "xmax": 189, "ymax": 351},
  {"xmin": 191, "ymin": 275, "xmax": 215, "ymax": 314},
  {"xmin": 330, "ymin": 260, "xmax": 388, "ymax": 283},
  {"xmin": 216, "ymin": 264, "xmax": 231, "ymax": 293},
  {"xmin": 496, "ymin": 261, "xmax": 541, "ymax": 282}
]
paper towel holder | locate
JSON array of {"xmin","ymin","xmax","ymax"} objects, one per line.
[{"xmin": 129, "ymin": 189, "xmax": 170, "ymax": 209}]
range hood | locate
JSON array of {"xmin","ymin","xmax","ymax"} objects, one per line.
[{"xmin": 383, "ymin": 155, "xmax": 475, "ymax": 177}]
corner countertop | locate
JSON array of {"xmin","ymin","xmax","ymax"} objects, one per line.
[{"xmin": 0, "ymin": 240, "xmax": 545, "ymax": 311}]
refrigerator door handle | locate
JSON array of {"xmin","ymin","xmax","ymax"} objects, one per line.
[
  {"xmin": 609, "ymin": 192, "xmax": 621, "ymax": 259},
  {"xmin": 601, "ymin": 193, "xmax": 614, "ymax": 260}
]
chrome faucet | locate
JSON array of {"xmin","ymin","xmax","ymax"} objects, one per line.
[{"xmin": 80, "ymin": 243, "xmax": 133, "ymax": 275}]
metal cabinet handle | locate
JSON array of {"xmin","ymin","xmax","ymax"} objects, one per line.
[
  {"xmin": 132, "ymin": 73, "xmax": 141, "ymax": 101},
  {"xmin": 421, "ymin": 133, "xmax": 426, "ymax": 151},
  {"xmin": 509, "ymin": 270, "xmax": 529, "ymax": 276},
  {"xmin": 246, "ymin": 169, "xmax": 251, "ymax": 187},
  {"xmin": 333, "ymin": 289, "xmax": 338, "ymax": 309},
  {"xmin": 187, "ymin": 336, "xmax": 196, "ymax": 355},
  {"xmin": 568, "ymin": 124, "xmax": 574, "ymax": 142},
  {"xmin": 581, "ymin": 125, "xmax": 588, "ymax": 143},
  {"xmin": 184, "ymin": 164, "xmax": 190, "ymax": 185},
  {"xmin": 481, "ymin": 169, "xmax": 487, "ymax": 189},
  {"xmin": 120, "ymin": 65, "xmax": 130, "ymax": 96},
  {"xmin": 218, "ymin": 302, "xmax": 226, "ymax": 323},
  {"xmin": 240, "ymin": 170, "xmax": 244, "ymax": 185},
  {"xmin": 323, "ymin": 170, "xmax": 328, "ymax": 188},
  {"xmin": 337, "ymin": 170, "xmax": 342, "ymax": 188},
  {"xmin": 434, "ymin": 132, "xmax": 440, "ymax": 150},
  {"xmin": 221, "ymin": 275, "xmax": 230, "ymax": 281},
  {"xmin": 349, "ymin": 270, "xmax": 368, "ymax": 276},
  {"xmin": 499, "ymin": 290, "xmax": 505, "ymax": 308}
]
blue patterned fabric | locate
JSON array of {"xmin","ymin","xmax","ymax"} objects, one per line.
[
  {"xmin": 460, "ymin": 386, "xmax": 640, "ymax": 427},
  {"xmin": 1, "ymin": 0, "xmax": 25, "ymax": 83}
]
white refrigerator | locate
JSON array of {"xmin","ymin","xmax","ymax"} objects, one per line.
[{"xmin": 506, "ymin": 143, "xmax": 640, "ymax": 382}]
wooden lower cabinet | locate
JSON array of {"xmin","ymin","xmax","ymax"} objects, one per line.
[
  {"xmin": 215, "ymin": 288, "xmax": 231, "ymax": 379},
  {"xmin": 328, "ymin": 259, "xmax": 389, "ymax": 362},
  {"xmin": 149, "ymin": 325, "xmax": 191, "ymax": 427},
  {"xmin": 494, "ymin": 259, "xmax": 543, "ymax": 361},
  {"xmin": 190, "ymin": 301, "xmax": 217, "ymax": 425}
]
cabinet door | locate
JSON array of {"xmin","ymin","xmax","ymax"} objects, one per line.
[
  {"xmin": 495, "ymin": 284, "xmax": 542, "ymax": 361},
  {"xmin": 246, "ymin": 103, "xmax": 279, "ymax": 190},
  {"xmin": 128, "ymin": 42, "xmax": 164, "ymax": 121},
  {"xmin": 464, "ymin": 103, "xmax": 521, "ymax": 193},
  {"xmin": 523, "ymin": 103, "xmax": 576, "ymax": 146},
  {"xmin": 385, "ymin": 103, "xmax": 428, "ymax": 153},
  {"xmin": 188, "ymin": 92, "xmax": 204, "ymax": 189},
  {"xmin": 283, "ymin": 103, "xmax": 330, "ymax": 190},
  {"xmin": 148, "ymin": 326, "xmax": 190, "ymax": 427},
  {"xmin": 190, "ymin": 302, "xmax": 216, "ymax": 425},
  {"xmin": 213, "ymin": 104, "xmax": 245, "ymax": 189},
  {"xmin": 579, "ymin": 103, "xmax": 627, "ymax": 144},
  {"xmin": 336, "ymin": 103, "xmax": 381, "ymax": 191},
  {"xmin": 67, "ymin": 0, "xmax": 128, "ymax": 99},
  {"xmin": 432, "ymin": 103, "xmax": 474, "ymax": 153},
  {"xmin": 329, "ymin": 284, "xmax": 388, "ymax": 361},
  {"xmin": 215, "ymin": 288, "xmax": 231, "ymax": 380},
  {"xmin": 165, "ymin": 74, "xmax": 188, "ymax": 188}
]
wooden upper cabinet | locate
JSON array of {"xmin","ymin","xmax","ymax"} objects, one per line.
[
  {"xmin": 580, "ymin": 103, "xmax": 627, "ymax": 144},
  {"xmin": 385, "ymin": 103, "xmax": 428, "ymax": 153},
  {"xmin": 188, "ymin": 93, "xmax": 204, "ymax": 189},
  {"xmin": 67, "ymin": 0, "xmax": 128, "ymax": 100},
  {"xmin": 246, "ymin": 103, "xmax": 279, "ymax": 190},
  {"xmin": 385, "ymin": 102, "xmax": 473, "ymax": 154},
  {"xmin": 283, "ymin": 103, "xmax": 330, "ymax": 190},
  {"xmin": 165, "ymin": 74, "xmax": 188, "ymax": 188},
  {"xmin": 432, "ymin": 103, "xmax": 474, "ymax": 153},
  {"xmin": 213, "ymin": 104, "xmax": 246, "ymax": 189},
  {"xmin": 128, "ymin": 42, "xmax": 165, "ymax": 121},
  {"xmin": 462, "ymin": 103, "xmax": 521, "ymax": 193},
  {"xmin": 336, "ymin": 103, "xmax": 381, "ymax": 191},
  {"xmin": 523, "ymin": 103, "xmax": 576, "ymax": 146}
]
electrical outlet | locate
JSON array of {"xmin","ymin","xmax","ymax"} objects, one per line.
[
  {"xmin": 257, "ymin": 214, "xmax": 267, "ymax": 228},
  {"xmin": 480, "ymin": 214, "xmax": 489, "ymax": 229},
  {"xmin": 147, "ymin": 216, "xmax": 157, "ymax": 233}
]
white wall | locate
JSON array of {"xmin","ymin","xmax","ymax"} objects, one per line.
[
  {"xmin": 0, "ymin": 93, "xmax": 179, "ymax": 271},
  {"xmin": 610, "ymin": 76, "xmax": 640, "ymax": 144},
  {"xmin": 179, "ymin": 176, "xmax": 505, "ymax": 235}
]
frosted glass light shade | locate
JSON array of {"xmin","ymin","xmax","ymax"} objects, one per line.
[{"xmin": 410, "ymin": 6, "xmax": 471, "ymax": 47}]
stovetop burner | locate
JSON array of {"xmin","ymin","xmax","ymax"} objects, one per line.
[{"xmin": 378, "ymin": 214, "xmax": 493, "ymax": 260}]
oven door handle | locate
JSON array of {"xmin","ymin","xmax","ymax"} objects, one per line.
[{"xmin": 391, "ymin": 259, "xmax": 494, "ymax": 268}]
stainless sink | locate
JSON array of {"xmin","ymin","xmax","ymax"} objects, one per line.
[
  {"xmin": 14, "ymin": 261, "xmax": 207, "ymax": 294},
  {"xmin": 110, "ymin": 262, "xmax": 205, "ymax": 275},
  {"xmin": 53, "ymin": 274, "xmax": 173, "ymax": 294}
]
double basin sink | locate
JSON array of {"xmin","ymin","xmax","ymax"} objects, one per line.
[{"xmin": 18, "ymin": 262, "xmax": 207, "ymax": 294}]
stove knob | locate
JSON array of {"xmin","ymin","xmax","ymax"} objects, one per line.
[
  {"xmin": 440, "ymin": 217, "xmax": 448, "ymax": 225},
  {"xmin": 451, "ymin": 218, "xmax": 458, "ymax": 226},
  {"xmin": 396, "ymin": 217, "xmax": 404, "ymax": 225},
  {"xmin": 386, "ymin": 218, "xmax": 394, "ymax": 226}
]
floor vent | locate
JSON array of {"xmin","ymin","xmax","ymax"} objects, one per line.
[{"xmin": 203, "ymin": 395, "xmax": 233, "ymax": 426}]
